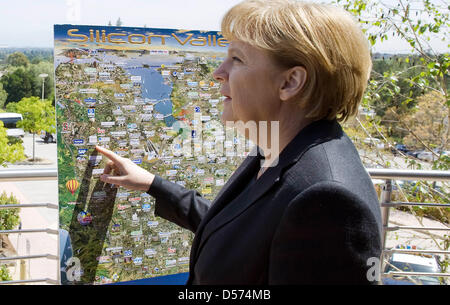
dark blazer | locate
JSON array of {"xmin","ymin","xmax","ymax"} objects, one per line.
[{"xmin": 148, "ymin": 119, "xmax": 382, "ymax": 284}]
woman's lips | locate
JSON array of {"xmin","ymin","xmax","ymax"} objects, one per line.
[
  {"xmin": 223, "ymin": 95, "xmax": 231, "ymax": 103},
  {"xmin": 220, "ymin": 91, "xmax": 231, "ymax": 103}
]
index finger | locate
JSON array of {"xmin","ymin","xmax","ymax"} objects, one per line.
[{"xmin": 95, "ymin": 145, "xmax": 122, "ymax": 163}]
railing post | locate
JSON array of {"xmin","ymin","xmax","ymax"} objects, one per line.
[
  {"xmin": 20, "ymin": 259, "xmax": 26, "ymax": 282},
  {"xmin": 381, "ymin": 179, "xmax": 392, "ymax": 249},
  {"xmin": 380, "ymin": 179, "xmax": 392, "ymax": 276}
]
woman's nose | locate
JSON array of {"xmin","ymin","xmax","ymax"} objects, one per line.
[{"xmin": 213, "ymin": 63, "xmax": 227, "ymax": 82}]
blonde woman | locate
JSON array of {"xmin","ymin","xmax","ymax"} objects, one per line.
[{"xmin": 97, "ymin": 0, "xmax": 382, "ymax": 284}]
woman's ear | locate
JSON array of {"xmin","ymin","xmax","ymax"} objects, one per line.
[{"xmin": 279, "ymin": 66, "xmax": 307, "ymax": 102}]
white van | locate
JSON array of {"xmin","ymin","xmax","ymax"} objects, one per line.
[{"xmin": 0, "ymin": 112, "xmax": 25, "ymax": 137}]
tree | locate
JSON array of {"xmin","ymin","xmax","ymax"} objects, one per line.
[
  {"xmin": 0, "ymin": 192, "xmax": 21, "ymax": 230},
  {"xmin": 29, "ymin": 61, "xmax": 55, "ymax": 102},
  {"xmin": 6, "ymin": 51, "xmax": 29, "ymax": 67},
  {"xmin": 31, "ymin": 57, "xmax": 42, "ymax": 65},
  {"xmin": 371, "ymin": 55, "xmax": 427, "ymax": 117},
  {"xmin": 7, "ymin": 97, "xmax": 55, "ymax": 161},
  {"xmin": 335, "ymin": 0, "xmax": 448, "ymax": 130},
  {"xmin": 403, "ymin": 91, "xmax": 448, "ymax": 149},
  {"xmin": 0, "ymin": 83, "xmax": 7, "ymax": 109},
  {"xmin": 116, "ymin": 17, "xmax": 123, "ymax": 26},
  {"xmin": 1, "ymin": 61, "xmax": 55, "ymax": 106},
  {"xmin": 0, "ymin": 121, "xmax": 25, "ymax": 166},
  {"xmin": 0, "ymin": 67, "xmax": 35, "ymax": 105},
  {"xmin": 108, "ymin": 20, "xmax": 112, "ymax": 26}
]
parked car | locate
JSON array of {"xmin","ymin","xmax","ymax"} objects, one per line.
[
  {"xmin": 383, "ymin": 252, "xmax": 444, "ymax": 285},
  {"xmin": 416, "ymin": 149, "xmax": 443, "ymax": 162},
  {"xmin": 391, "ymin": 144, "xmax": 409, "ymax": 155},
  {"xmin": 406, "ymin": 150, "xmax": 420, "ymax": 158},
  {"xmin": 417, "ymin": 151, "xmax": 434, "ymax": 162},
  {"xmin": 40, "ymin": 130, "xmax": 56, "ymax": 143}
]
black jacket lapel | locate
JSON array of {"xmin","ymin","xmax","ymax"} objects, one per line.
[{"xmin": 197, "ymin": 163, "xmax": 282, "ymax": 252}]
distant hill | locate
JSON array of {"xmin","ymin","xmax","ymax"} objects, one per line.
[{"xmin": 0, "ymin": 47, "xmax": 53, "ymax": 64}]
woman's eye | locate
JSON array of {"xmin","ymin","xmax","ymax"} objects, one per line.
[{"xmin": 232, "ymin": 56, "xmax": 242, "ymax": 63}]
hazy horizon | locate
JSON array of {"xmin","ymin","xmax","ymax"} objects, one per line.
[{"xmin": 0, "ymin": 0, "xmax": 448, "ymax": 54}]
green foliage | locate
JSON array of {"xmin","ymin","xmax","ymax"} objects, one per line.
[
  {"xmin": 0, "ymin": 48, "xmax": 55, "ymax": 106},
  {"xmin": 0, "ymin": 48, "xmax": 53, "ymax": 66},
  {"xmin": 0, "ymin": 83, "xmax": 7, "ymax": 109},
  {"xmin": 402, "ymin": 91, "xmax": 448, "ymax": 149},
  {"xmin": 28, "ymin": 61, "xmax": 55, "ymax": 102},
  {"xmin": 6, "ymin": 52, "xmax": 30, "ymax": 67},
  {"xmin": 8, "ymin": 96, "xmax": 56, "ymax": 134},
  {"xmin": 0, "ymin": 121, "xmax": 25, "ymax": 166},
  {"xmin": 0, "ymin": 67, "xmax": 35, "ymax": 105},
  {"xmin": 0, "ymin": 265, "xmax": 12, "ymax": 281},
  {"xmin": 369, "ymin": 55, "xmax": 431, "ymax": 116},
  {"xmin": 0, "ymin": 191, "xmax": 21, "ymax": 230}
]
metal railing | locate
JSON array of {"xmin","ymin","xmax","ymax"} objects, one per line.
[
  {"xmin": 0, "ymin": 168, "xmax": 449, "ymax": 284},
  {"xmin": 367, "ymin": 168, "xmax": 450, "ymax": 284},
  {"xmin": 0, "ymin": 168, "xmax": 58, "ymax": 182},
  {"xmin": 0, "ymin": 168, "xmax": 59, "ymax": 285}
]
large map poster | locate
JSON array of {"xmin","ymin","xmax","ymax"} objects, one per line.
[{"xmin": 54, "ymin": 25, "xmax": 246, "ymax": 284}]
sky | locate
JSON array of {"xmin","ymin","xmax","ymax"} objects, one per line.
[{"xmin": 0, "ymin": 0, "xmax": 448, "ymax": 53}]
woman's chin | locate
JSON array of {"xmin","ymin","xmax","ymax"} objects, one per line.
[{"xmin": 220, "ymin": 111, "xmax": 235, "ymax": 124}]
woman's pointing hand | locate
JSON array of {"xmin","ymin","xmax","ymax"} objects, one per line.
[{"xmin": 95, "ymin": 145, "xmax": 155, "ymax": 192}]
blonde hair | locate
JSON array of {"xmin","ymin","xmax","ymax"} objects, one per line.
[{"xmin": 221, "ymin": 0, "xmax": 372, "ymax": 122}]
